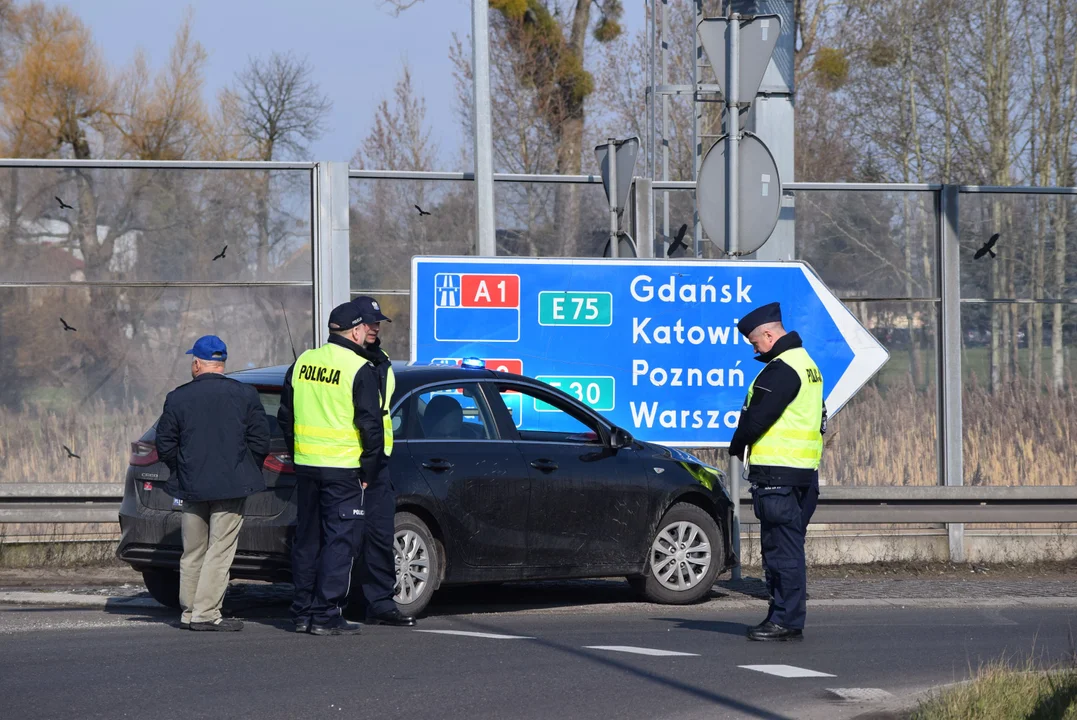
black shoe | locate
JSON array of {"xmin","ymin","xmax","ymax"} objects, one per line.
[
  {"xmin": 310, "ymin": 617, "xmax": 363, "ymax": 636},
  {"xmin": 179, "ymin": 620, "xmax": 191, "ymax": 630},
  {"xmin": 747, "ymin": 621, "xmax": 802, "ymax": 642},
  {"xmin": 749, "ymin": 617, "xmax": 771, "ymax": 632},
  {"xmin": 190, "ymin": 617, "xmax": 244, "ymax": 632},
  {"xmin": 294, "ymin": 619, "xmax": 310, "ymax": 634},
  {"xmin": 365, "ymin": 608, "xmax": 416, "ymax": 627}
]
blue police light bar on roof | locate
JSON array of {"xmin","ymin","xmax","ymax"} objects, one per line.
[{"xmin": 461, "ymin": 357, "xmax": 485, "ymax": 369}]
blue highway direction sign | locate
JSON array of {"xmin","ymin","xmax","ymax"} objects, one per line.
[{"xmin": 411, "ymin": 257, "xmax": 889, "ymax": 447}]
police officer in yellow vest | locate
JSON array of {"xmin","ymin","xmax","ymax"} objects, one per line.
[
  {"xmin": 348, "ymin": 296, "xmax": 414, "ymax": 628},
  {"xmin": 278, "ymin": 299, "xmax": 410, "ymax": 635},
  {"xmin": 729, "ymin": 302, "xmax": 826, "ymax": 642}
]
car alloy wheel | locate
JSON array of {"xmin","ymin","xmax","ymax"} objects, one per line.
[
  {"xmin": 394, "ymin": 527, "xmax": 430, "ymax": 605},
  {"xmin": 649, "ymin": 519, "xmax": 712, "ymax": 592}
]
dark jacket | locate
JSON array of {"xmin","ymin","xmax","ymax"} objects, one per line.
[
  {"xmin": 157, "ymin": 372, "xmax": 271, "ymax": 502},
  {"xmin": 278, "ymin": 334, "xmax": 392, "ymax": 486},
  {"xmin": 728, "ymin": 332, "xmax": 827, "ymax": 487}
]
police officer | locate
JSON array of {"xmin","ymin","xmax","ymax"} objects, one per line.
[
  {"xmin": 729, "ymin": 302, "xmax": 826, "ymax": 642},
  {"xmin": 278, "ymin": 301, "xmax": 385, "ymax": 636},
  {"xmin": 348, "ymin": 295, "xmax": 415, "ymax": 627}
]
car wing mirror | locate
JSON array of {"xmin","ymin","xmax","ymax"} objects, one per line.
[{"xmin": 609, "ymin": 427, "xmax": 633, "ymax": 450}]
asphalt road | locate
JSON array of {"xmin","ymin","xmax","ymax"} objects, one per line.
[{"xmin": 1, "ymin": 585, "xmax": 1074, "ymax": 720}]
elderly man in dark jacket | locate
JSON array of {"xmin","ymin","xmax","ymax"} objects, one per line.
[{"xmin": 156, "ymin": 335, "xmax": 271, "ymax": 631}]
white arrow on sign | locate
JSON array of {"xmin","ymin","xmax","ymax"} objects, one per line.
[{"xmin": 797, "ymin": 265, "xmax": 890, "ymax": 415}]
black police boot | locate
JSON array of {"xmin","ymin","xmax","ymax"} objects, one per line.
[
  {"xmin": 310, "ymin": 617, "xmax": 363, "ymax": 636},
  {"xmin": 365, "ymin": 608, "xmax": 416, "ymax": 627},
  {"xmin": 749, "ymin": 617, "xmax": 771, "ymax": 632},
  {"xmin": 747, "ymin": 621, "xmax": 803, "ymax": 642},
  {"xmin": 294, "ymin": 618, "xmax": 310, "ymax": 634}
]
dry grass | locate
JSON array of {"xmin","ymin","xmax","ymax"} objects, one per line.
[
  {"xmin": 693, "ymin": 377, "xmax": 1077, "ymax": 487},
  {"xmin": 910, "ymin": 659, "xmax": 1077, "ymax": 720},
  {"xmin": 0, "ymin": 399, "xmax": 157, "ymax": 484},
  {"xmin": 0, "ymin": 377, "xmax": 1074, "ymax": 489}
]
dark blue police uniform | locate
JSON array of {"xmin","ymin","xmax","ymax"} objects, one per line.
[
  {"xmin": 278, "ymin": 302, "xmax": 377, "ymax": 636},
  {"xmin": 729, "ymin": 302, "xmax": 827, "ymax": 642},
  {"xmin": 348, "ymin": 296, "xmax": 415, "ymax": 627}
]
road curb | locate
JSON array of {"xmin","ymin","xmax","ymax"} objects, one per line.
[
  {"xmin": 0, "ymin": 590, "xmax": 1075, "ymax": 612},
  {"xmin": 807, "ymin": 596, "xmax": 1077, "ymax": 609},
  {"xmin": 0, "ymin": 591, "xmax": 164, "ymax": 609}
]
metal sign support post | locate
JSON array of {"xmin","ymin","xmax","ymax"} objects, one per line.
[
  {"xmin": 472, "ymin": 0, "xmax": 496, "ymax": 257},
  {"xmin": 608, "ymin": 139, "xmax": 619, "ymax": 258},
  {"xmin": 725, "ymin": 13, "xmax": 743, "ymax": 581},
  {"xmin": 692, "ymin": 0, "xmax": 703, "ymax": 257},
  {"xmin": 660, "ymin": 0, "xmax": 671, "ymax": 255}
]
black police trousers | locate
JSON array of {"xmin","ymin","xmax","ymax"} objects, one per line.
[
  {"xmin": 290, "ymin": 465, "xmax": 365, "ymax": 626},
  {"xmin": 351, "ymin": 465, "xmax": 398, "ymax": 617},
  {"xmin": 751, "ymin": 478, "xmax": 819, "ymax": 630}
]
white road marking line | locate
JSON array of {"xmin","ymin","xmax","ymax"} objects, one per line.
[
  {"xmin": 827, "ymin": 688, "xmax": 893, "ymax": 702},
  {"xmin": 414, "ymin": 629, "xmax": 534, "ymax": 640},
  {"xmin": 739, "ymin": 664, "xmax": 835, "ymax": 678},
  {"xmin": 585, "ymin": 645, "xmax": 700, "ymax": 657}
]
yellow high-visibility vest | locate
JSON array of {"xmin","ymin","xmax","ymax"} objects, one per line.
[
  {"xmin": 292, "ymin": 344, "xmax": 395, "ymax": 467},
  {"xmin": 382, "ymin": 358, "xmax": 395, "ymax": 457},
  {"xmin": 745, "ymin": 346, "xmax": 824, "ymax": 470}
]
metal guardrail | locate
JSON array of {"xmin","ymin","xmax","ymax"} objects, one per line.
[
  {"xmin": 0, "ymin": 484, "xmax": 123, "ymax": 524},
  {"xmin": 1, "ymin": 484, "xmax": 1075, "ymax": 526},
  {"xmin": 740, "ymin": 486, "xmax": 1077, "ymax": 525}
]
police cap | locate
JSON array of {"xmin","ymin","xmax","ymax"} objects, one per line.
[
  {"xmin": 328, "ymin": 302, "xmax": 363, "ymax": 331},
  {"xmin": 737, "ymin": 302, "xmax": 782, "ymax": 337},
  {"xmin": 351, "ymin": 295, "xmax": 392, "ymax": 323}
]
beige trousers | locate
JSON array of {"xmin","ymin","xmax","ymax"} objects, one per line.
[{"xmin": 179, "ymin": 498, "xmax": 245, "ymax": 624}]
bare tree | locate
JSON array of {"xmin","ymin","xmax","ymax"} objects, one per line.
[
  {"xmin": 354, "ymin": 63, "xmax": 438, "ymax": 171},
  {"xmin": 108, "ymin": 9, "xmax": 208, "ymax": 161},
  {"xmin": 221, "ymin": 52, "xmax": 331, "ymax": 276},
  {"xmin": 224, "ymin": 51, "xmax": 332, "ymax": 162}
]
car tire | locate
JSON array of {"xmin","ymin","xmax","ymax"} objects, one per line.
[
  {"xmin": 142, "ymin": 568, "xmax": 181, "ymax": 609},
  {"xmin": 636, "ymin": 503, "xmax": 724, "ymax": 605},
  {"xmin": 393, "ymin": 512, "xmax": 442, "ymax": 618}
]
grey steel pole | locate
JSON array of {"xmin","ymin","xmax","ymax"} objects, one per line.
[
  {"xmin": 634, "ymin": 177, "xmax": 655, "ymax": 258},
  {"xmin": 938, "ymin": 185, "xmax": 965, "ymax": 562},
  {"xmin": 313, "ymin": 162, "xmax": 352, "ymax": 348},
  {"xmin": 661, "ymin": 0, "xmax": 670, "ymax": 249},
  {"xmin": 692, "ymin": 0, "xmax": 703, "ymax": 256},
  {"xmin": 726, "ymin": 13, "xmax": 743, "ymax": 581},
  {"xmin": 472, "ymin": 0, "xmax": 496, "ymax": 257},
  {"xmin": 609, "ymin": 139, "xmax": 619, "ymax": 258},
  {"xmin": 649, "ymin": 0, "xmax": 657, "ymax": 180}
]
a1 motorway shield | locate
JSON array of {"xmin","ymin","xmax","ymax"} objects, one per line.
[{"xmin": 411, "ymin": 257, "xmax": 888, "ymax": 447}]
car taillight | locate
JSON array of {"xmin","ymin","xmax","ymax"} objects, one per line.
[
  {"xmin": 130, "ymin": 441, "xmax": 159, "ymax": 466},
  {"xmin": 264, "ymin": 452, "xmax": 294, "ymax": 475}
]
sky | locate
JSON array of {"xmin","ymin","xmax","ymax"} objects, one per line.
[{"xmin": 54, "ymin": 0, "xmax": 646, "ymax": 168}]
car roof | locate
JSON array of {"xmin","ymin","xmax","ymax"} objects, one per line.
[{"xmin": 227, "ymin": 361, "xmax": 523, "ymax": 395}]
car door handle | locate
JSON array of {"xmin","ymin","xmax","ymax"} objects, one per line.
[
  {"xmin": 530, "ymin": 459, "xmax": 558, "ymax": 472},
  {"xmin": 421, "ymin": 459, "xmax": 454, "ymax": 472}
]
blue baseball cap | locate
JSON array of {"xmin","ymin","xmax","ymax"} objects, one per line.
[{"xmin": 185, "ymin": 335, "xmax": 228, "ymax": 361}]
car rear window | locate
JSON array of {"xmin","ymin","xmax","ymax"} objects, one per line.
[{"xmin": 258, "ymin": 391, "xmax": 281, "ymax": 419}]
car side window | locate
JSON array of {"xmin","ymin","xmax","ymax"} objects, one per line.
[
  {"xmin": 495, "ymin": 383, "xmax": 602, "ymax": 444},
  {"xmin": 407, "ymin": 384, "xmax": 497, "ymax": 441},
  {"xmin": 390, "ymin": 400, "xmax": 408, "ymax": 437}
]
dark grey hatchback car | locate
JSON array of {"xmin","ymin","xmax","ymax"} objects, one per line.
[{"xmin": 118, "ymin": 362, "xmax": 736, "ymax": 616}]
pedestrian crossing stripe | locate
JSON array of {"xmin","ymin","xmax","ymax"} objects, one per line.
[
  {"xmin": 739, "ymin": 664, "xmax": 835, "ymax": 678},
  {"xmin": 585, "ymin": 646, "xmax": 699, "ymax": 657},
  {"xmin": 414, "ymin": 630, "xmax": 534, "ymax": 640}
]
